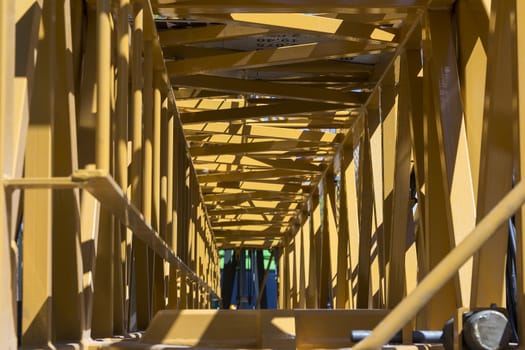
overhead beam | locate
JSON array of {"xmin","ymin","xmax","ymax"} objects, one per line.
[
  {"xmin": 174, "ymin": 88, "xmax": 231, "ymax": 99},
  {"xmin": 190, "ymin": 140, "xmax": 325, "ymax": 156},
  {"xmin": 189, "ymin": 135, "xmax": 334, "ymax": 147},
  {"xmin": 203, "ymin": 191, "xmax": 305, "ymax": 202},
  {"xmin": 213, "ymin": 229, "xmax": 287, "ymax": 237},
  {"xmin": 212, "ymin": 225, "xmax": 290, "ymax": 233},
  {"xmin": 209, "ymin": 208, "xmax": 297, "ymax": 216},
  {"xmin": 263, "ymin": 76, "xmax": 371, "ymax": 84},
  {"xmin": 163, "ymin": 45, "xmax": 236, "ymax": 60},
  {"xmin": 251, "ymin": 157, "xmax": 325, "ymax": 172},
  {"xmin": 238, "ymin": 150, "xmax": 334, "ymax": 158},
  {"xmin": 216, "ymin": 240, "xmax": 283, "ymax": 249},
  {"xmin": 155, "ymin": 0, "xmax": 429, "ymax": 13},
  {"xmin": 193, "ymin": 155, "xmax": 273, "ymax": 169},
  {"xmin": 204, "ymin": 181, "xmax": 306, "ymax": 193},
  {"xmin": 193, "ymin": 146, "xmax": 335, "ymax": 160},
  {"xmin": 184, "ymin": 122, "xmax": 344, "ymax": 143},
  {"xmin": 246, "ymin": 125, "xmax": 343, "ymax": 143},
  {"xmin": 176, "ymin": 97, "xmax": 246, "ymax": 111},
  {"xmin": 212, "ymin": 215, "xmax": 297, "ymax": 224},
  {"xmin": 166, "ymin": 40, "xmax": 391, "ymax": 77},
  {"xmin": 180, "ymin": 101, "xmax": 348, "ymax": 124},
  {"xmin": 198, "ymin": 169, "xmax": 309, "ymax": 182},
  {"xmin": 196, "ymin": 13, "xmax": 397, "ymax": 42},
  {"xmin": 253, "ymin": 60, "xmax": 374, "ymax": 74},
  {"xmin": 173, "ymin": 74, "xmax": 366, "ymax": 105},
  {"xmin": 211, "ymin": 220, "xmax": 291, "ymax": 227},
  {"xmin": 159, "ymin": 24, "xmax": 270, "ymax": 46},
  {"xmin": 245, "ymin": 120, "xmax": 355, "ymax": 129},
  {"xmin": 212, "ymin": 199, "xmax": 299, "ymax": 209},
  {"xmin": 213, "ymin": 211, "xmax": 297, "ymax": 217},
  {"xmin": 183, "ymin": 122, "xmax": 244, "ymax": 135},
  {"xmin": 217, "ymin": 241, "xmax": 280, "ymax": 249},
  {"xmin": 210, "ymin": 177, "xmax": 313, "ymax": 186},
  {"xmin": 209, "ymin": 199, "xmax": 302, "ymax": 208}
]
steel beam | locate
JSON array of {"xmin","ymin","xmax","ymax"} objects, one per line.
[
  {"xmin": 91, "ymin": 0, "xmax": 115, "ymax": 337},
  {"xmin": 419, "ymin": 28, "xmax": 457, "ymax": 327},
  {"xmin": 116, "ymin": 0, "xmax": 131, "ymax": 333},
  {"xmin": 208, "ymin": 207, "xmax": 297, "ymax": 216},
  {"xmin": 342, "ymin": 146, "xmax": 360, "ymax": 309},
  {"xmin": 198, "ymin": 169, "xmax": 309, "ymax": 183},
  {"xmin": 173, "ymin": 74, "xmax": 366, "ymax": 105},
  {"xmin": 190, "ymin": 140, "xmax": 326, "ymax": 156},
  {"xmin": 22, "ymin": 0, "xmax": 55, "ymax": 345},
  {"xmin": 160, "ymin": 24, "xmax": 269, "ymax": 46},
  {"xmin": 470, "ymin": 0, "xmax": 516, "ymax": 308},
  {"xmin": 167, "ymin": 40, "xmax": 390, "ymax": 77},
  {"xmin": 427, "ymin": 11, "xmax": 475, "ymax": 311},
  {"xmin": 516, "ymin": 0, "xmax": 525, "ymax": 342},
  {"xmin": 385, "ymin": 54, "xmax": 411, "ymax": 309},
  {"xmin": 0, "ymin": 0, "xmax": 19, "ymax": 347},
  {"xmin": 180, "ymin": 101, "xmax": 349, "ymax": 124},
  {"xmin": 355, "ymin": 124, "xmax": 374, "ymax": 308},
  {"xmin": 307, "ymin": 196, "xmax": 321, "ymax": 308},
  {"xmin": 213, "ymin": 13, "xmax": 397, "ymax": 42},
  {"xmin": 155, "ymin": 0, "xmax": 428, "ymax": 14},
  {"xmin": 52, "ymin": 0, "xmax": 86, "ymax": 340},
  {"xmin": 151, "ymin": 75, "xmax": 165, "ymax": 315}
]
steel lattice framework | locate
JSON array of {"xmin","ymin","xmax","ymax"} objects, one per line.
[{"xmin": 1, "ymin": 0, "xmax": 525, "ymax": 349}]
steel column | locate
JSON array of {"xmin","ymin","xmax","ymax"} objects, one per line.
[{"xmin": 22, "ymin": 0, "xmax": 55, "ymax": 345}]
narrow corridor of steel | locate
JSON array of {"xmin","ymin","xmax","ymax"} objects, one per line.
[{"xmin": 1, "ymin": 0, "xmax": 525, "ymax": 349}]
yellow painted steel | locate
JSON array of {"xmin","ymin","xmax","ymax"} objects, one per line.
[
  {"xmin": 53, "ymin": 0, "xmax": 85, "ymax": 340},
  {"xmin": 356, "ymin": 125, "xmax": 374, "ymax": 308},
  {"xmin": 427, "ymin": 10, "xmax": 476, "ymax": 310},
  {"xmin": 159, "ymin": 24, "xmax": 270, "ymax": 45},
  {"xmin": 151, "ymin": 74, "xmax": 164, "ymax": 314},
  {"xmin": 167, "ymin": 40, "xmax": 390, "ymax": 77},
  {"xmin": 0, "ymin": 2, "xmax": 16, "ymax": 347},
  {"xmin": 457, "ymin": 0, "xmax": 488, "ymax": 203},
  {"xmin": 386, "ymin": 54, "xmax": 411, "ymax": 309},
  {"xmin": 354, "ymin": 180, "xmax": 525, "ymax": 350},
  {"xmin": 91, "ymin": 0, "xmax": 115, "ymax": 337},
  {"xmin": 4, "ymin": 0, "xmax": 525, "ymax": 348},
  {"xmin": 116, "ymin": 0, "xmax": 131, "ymax": 333},
  {"xmin": 470, "ymin": 0, "xmax": 517, "ymax": 309},
  {"xmin": 225, "ymin": 12, "xmax": 397, "ymax": 42},
  {"xmin": 95, "ymin": 0, "xmax": 111, "ymax": 171},
  {"xmin": 517, "ymin": 0, "xmax": 525, "ymax": 342},
  {"xmin": 381, "ymin": 66, "xmax": 397, "ymax": 309},
  {"xmin": 22, "ymin": 0, "xmax": 55, "ymax": 345}
]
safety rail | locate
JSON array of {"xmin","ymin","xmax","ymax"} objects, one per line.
[
  {"xmin": 4, "ymin": 170, "xmax": 218, "ymax": 296},
  {"xmin": 354, "ymin": 181, "xmax": 525, "ymax": 349}
]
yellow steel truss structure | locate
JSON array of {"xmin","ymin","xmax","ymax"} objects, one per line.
[{"xmin": 1, "ymin": 0, "xmax": 525, "ymax": 349}]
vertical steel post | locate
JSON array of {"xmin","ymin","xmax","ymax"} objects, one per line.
[
  {"xmin": 95, "ymin": 0, "xmax": 111, "ymax": 171},
  {"xmin": 52, "ymin": 0, "xmax": 86, "ymax": 341},
  {"xmin": 517, "ymin": 0, "xmax": 525, "ymax": 342},
  {"xmin": 22, "ymin": 0, "xmax": 56, "ymax": 346},
  {"xmin": 0, "ymin": 0, "xmax": 17, "ymax": 347},
  {"xmin": 116, "ymin": 0, "xmax": 130, "ymax": 333}
]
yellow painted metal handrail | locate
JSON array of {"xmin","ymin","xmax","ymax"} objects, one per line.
[
  {"xmin": 4, "ymin": 170, "xmax": 219, "ymax": 296},
  {"xmin": 354, "ymin": 180, "xmax": 525, "ymax": 349}
]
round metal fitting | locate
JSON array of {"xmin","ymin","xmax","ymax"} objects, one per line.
[{"xmin": 463, "ymin": 309, "xmax": 511, "ymax": 350}]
